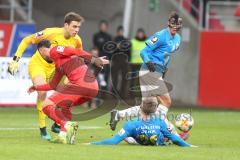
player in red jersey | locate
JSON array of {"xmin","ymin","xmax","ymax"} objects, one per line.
[{"xmin": 28, "ymin": 40, "xmax": 109, "ymax": 144}]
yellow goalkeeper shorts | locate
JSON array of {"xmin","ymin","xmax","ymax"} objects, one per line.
[{"xmin": 28, "ymin": 51, "xmax": 55, "ymax": 81}]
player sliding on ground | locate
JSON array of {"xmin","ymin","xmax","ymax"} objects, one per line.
[
  {"xmin": 8, "ymin": 12, "xmax": 85, "ymax": 140},
  {"xmin": 110, "ymin": 11, "xmax": 186, "ymax": 138},
  {"xmin": 28, "ymin": 40, "xmax": 109, "ymax": 144},
  {"xmin": 91, "ymin": 97, "xmax": 196, "ymax": 147}
]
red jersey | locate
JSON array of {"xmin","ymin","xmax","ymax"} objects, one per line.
[{"xmin": 35, "ymin": 46, "xmax": 94, "ymax": 91}]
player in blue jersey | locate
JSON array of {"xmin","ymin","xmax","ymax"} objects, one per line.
[
  {"xmin": 92, "ymin": 97, "xmax": 196, "ymax": 147},
  {"xmin": 110, "ymin": 11, "xmax": 185, "ymax": 138}
]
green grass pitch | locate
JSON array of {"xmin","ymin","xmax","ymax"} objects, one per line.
[{"xmin": 0, "ymin": 107, "xmax": 239, "ymax": 160}]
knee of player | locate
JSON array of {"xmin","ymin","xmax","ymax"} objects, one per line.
[
  {"xmin": 37, "ymin": 91, "xmax": 47, "ymax": 100},
  {"xmin": 93, "ymin": 86, "xmax": 99, "ymax": 97},
  {"xmin": 89, "ymin": 84, "xmax": 99, "ymax": 97},
  {"xmin": 164, "ymin": 98, "xmax": 172, "ymax": 107},
  {"xmin": 88, "ymin": 90, "xmax": 98, "ymax": 101},
  {"xmin": 158, "ymin": 96, "xmax": 171, "ymax": 107}
]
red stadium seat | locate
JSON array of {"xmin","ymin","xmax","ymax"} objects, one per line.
[
  {"xmin": 209, "ymin": 10, "xmax": 225, "ymax": 30},
  {"xmin": 183, "ymin": 0, "xmax": 192, "ymax": 13},
  {"xmin": 175, "ymin": 0, "xmax": 192, "ymax": 13},
  {"xmin": 234, "ymin": 5, "xmax": 240, "ymax": 17},
  {"xmin": 209, "ymin": 19, "xmax": 225, "ymax": 30}
]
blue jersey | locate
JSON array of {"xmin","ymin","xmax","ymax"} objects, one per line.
[
  {"xmin": 140, "ymin": 28, "xmax": 181, "ymax": 73},
  {"xmin": 91, "ymin": 118, "xmax": 190, "ymax": 147}
]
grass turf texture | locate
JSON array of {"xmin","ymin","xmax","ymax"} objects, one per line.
[{"xmin": 0, "ymin": 107, "xmax": 239, "ymax": 160}]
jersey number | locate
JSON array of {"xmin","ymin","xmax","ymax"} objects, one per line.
[{"xmin": 138, "ymin": 134, "xmax": 158, "ymax": 145}]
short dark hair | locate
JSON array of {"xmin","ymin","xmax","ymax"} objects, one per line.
[
  {"xmin": 141, "ymin": 97, "xmax": 158, "ymax": 115},
  {"xmin": 64, "ymin": 12, "xmax": 84, "ymax": 24},
  {"xmin": 117, "ymin": 25, "xmax": 123, "ymax": 32},
  {"xmin": 37, "ymin": 40, "xmax": 51, "ymax": 50},
  {"xmin": 168, "ymin": 11, "xmax": 180, "ymax": 23},
  {"xmin": 168, "ymin": 11, "xmax": 182, "ymax": 30},
  {"xmin": 137, "ymin": 28, "xmax": 145, "ymax": 33},
  {"xmin": 99, "ymin": 20, "xmax": 108, "ymax": 26}
]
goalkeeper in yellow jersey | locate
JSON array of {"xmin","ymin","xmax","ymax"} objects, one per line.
[{"xmin": 7, "ymin": 12, "xmax": 84, "ymax": 140}]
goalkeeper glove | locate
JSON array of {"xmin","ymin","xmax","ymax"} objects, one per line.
[
  {"xmin": 8, "ymin": 56, "xmax": 20, "ymax": 75},
  {"xmin": 146, "ymin": 61, "xmax": 155, "ymax": 72}
]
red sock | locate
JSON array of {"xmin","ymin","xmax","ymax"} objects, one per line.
[{"xmin": 43, "ymin": 105, "xmax": 67, "ymax": 131}]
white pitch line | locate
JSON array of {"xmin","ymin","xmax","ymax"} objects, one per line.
[
  {"xmin": 0, "ymin": 126, "xmax": 103, "ymax": 131},
  {"xmin": 79, "ymin": 126, "xmax": 103, "ymax": 129},
  {"xmin": 0, "ymin": 128, "xmax": 36, "ymax": 131},
  {"xmin": 78, "ymin": 125, "xmax": 103, "ymax": 129}
]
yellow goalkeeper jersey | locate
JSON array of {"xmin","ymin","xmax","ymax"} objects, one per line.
[
  {"xmin": 15, "ymin": 27, "xmax": 83, "ymax": 80},
  {"xmin": 15, "ymin": 27, "xmax": 83, "ymax": 57}
]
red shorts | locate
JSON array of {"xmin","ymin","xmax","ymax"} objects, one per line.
[{"xmin": 48, "ymin": 79, "xmax": 98, "ymax": 107}]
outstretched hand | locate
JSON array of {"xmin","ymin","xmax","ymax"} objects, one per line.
[
  {"xmin": 190, "ymin": 145, "xmax": 198, "ymax": 148},
  {"xmin": 28, "ymin": 86, "xmax": 36, "ymax": 94},
  {"xmin": 93, "ymin": 56, "xmax": 109, "ymax": 68},
  {"xmin": 146, "ymin": 61, "xmax": 155, "ymax": 72},
  {"xmin": 82, "ymin": 142, "xmax": 91, "ymax": 145}
]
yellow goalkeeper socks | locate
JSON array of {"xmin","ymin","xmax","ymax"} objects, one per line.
[{"xmin": 37, "ymin": 100, "xmax": 46, "ymax": 129}]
